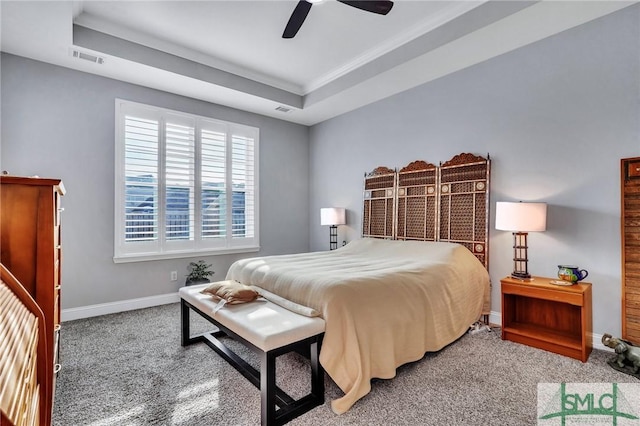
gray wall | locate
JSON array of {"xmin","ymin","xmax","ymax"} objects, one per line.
[
  {"xmin": 0, "ymin": 54, "xmax": 310, "ymax": 309},
  {"xmin": 309, "ymin": 6, "xmax": 640, "ymax": 337}
]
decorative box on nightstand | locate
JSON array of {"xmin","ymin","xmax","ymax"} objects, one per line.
[{"xmin": 500, "ymin": 276, "xmax": 592, "ymax": 362}]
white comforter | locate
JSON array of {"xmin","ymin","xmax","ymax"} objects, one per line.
[{"xmin": 226, "ymin": 238, "xmax": 490, "ymax": 414}]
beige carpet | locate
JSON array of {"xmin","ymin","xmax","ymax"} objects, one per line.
[{"xmin": 53, "ymin": 303, "xmax": 634, "ymax": 425}]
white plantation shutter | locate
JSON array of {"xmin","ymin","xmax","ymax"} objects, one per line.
[
  {"xmin": 165, "ymin": 118, "xmax": 195, "ymax": 244},
  {"xmin": 201, "ymin": 125, "xmax": 227, "ymax": 242},
  {"xmin": 122, "ymin": 112, "xmax": 160, "ymax": 252},
  {"xmin": 231, "ymin": 129, "xmax": 256, "ymax": 243},
  {"xmin": 114, "ymin": 100, "xmax": 259, "ymax": 262}
]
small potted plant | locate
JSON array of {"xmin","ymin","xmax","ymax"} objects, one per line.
[{"xmin": 185, "ymin": 260, "xmax": 214, "ymax": 286}]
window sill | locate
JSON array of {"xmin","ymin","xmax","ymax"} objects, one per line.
[{"xmin": 113, "ymin": 246, "xmax": 260, "ymax": 264}]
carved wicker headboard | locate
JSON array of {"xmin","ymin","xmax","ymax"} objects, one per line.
[{"xmin": 362, "ymin": 153, "xmax": 490, "ymax": 269}]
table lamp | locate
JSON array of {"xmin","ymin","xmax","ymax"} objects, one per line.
[
  {"xmin": 495, "ymin": 201, "xmax": 547, "ymax": 279},
  {"xmin": 320, "ymin": 207, "xmax": 346, "ymax": 250}
]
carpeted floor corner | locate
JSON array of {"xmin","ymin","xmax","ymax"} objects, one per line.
[{"xmin": 53, "ymin": 303, "xmax": 635, "ymax": 425}]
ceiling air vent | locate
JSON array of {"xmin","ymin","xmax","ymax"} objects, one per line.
[
  {"xmin": 71, "ymin": 49, "xmax": 104, "ymax": 65},
  {"xmin": 275, "ymin": 106, "xmax": 292, "ymax": 113}
]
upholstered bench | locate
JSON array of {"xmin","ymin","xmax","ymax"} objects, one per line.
[{"xmin": 179, "ymin": 284, "xmax": 326, "ymax": 426}]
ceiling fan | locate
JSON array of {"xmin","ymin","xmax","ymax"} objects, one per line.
[{"xmin": 283, "ymin": 0, "xmax": 394, "ymax": 39}]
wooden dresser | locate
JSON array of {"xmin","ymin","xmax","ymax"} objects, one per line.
[
  {"xmin": 622, "ymin": 157, "xmax": 640, "ymax": 344},
  {"xmin": 0, "ymin": 176, "xmax": 65, "ymax": 425}
]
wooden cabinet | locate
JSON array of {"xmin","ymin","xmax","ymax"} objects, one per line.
[
  {"xmin": 501, "ymin": 276, "xmax": 592, "ymax": 362},
  {"xmin": 0, "ymin": 176, "xmax": 65, "ymax": 426},
  {"xmin": 622, "ymin": 157, "xmax": 640, "ymax": 344}
]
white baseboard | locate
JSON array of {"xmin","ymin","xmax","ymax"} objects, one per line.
[
  {"xmin": 61, "ymin": 292, "xmax": 180, "ymax": 322},
  {"xmin": 488, "ymin": 310, "xmax": 611, "ymax": 353}
]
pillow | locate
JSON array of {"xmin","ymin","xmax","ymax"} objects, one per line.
[{"xmin": 200, "ymin": 280, "xmax": 259, "ymax": 305}]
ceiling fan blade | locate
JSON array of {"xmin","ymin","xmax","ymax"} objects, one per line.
[
  {"xmin": 337, "ymin": 0, "xmax": 394, "ymax": 15},
  {"xmin": 283, "ymin": 0, "xmax": 313, "ymax": 39}
]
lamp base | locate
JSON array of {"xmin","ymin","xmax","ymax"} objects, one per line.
[
  {"xmin": 510, "ymin": 271, "xmax": 532, "ymax": 280},
  {"xmin": 511, "ymin": 232, "xmax": 531, "ymax": 280},
  {"xmin": 329, "ymin": 225, "xmax": 338, "ymax": 251}
]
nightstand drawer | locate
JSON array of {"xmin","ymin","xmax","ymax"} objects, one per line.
[{"xmin": 501, "ymin": 282, "xmax": 584, "ymax": 306}]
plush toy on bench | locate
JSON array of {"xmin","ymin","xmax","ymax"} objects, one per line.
[{"xmin": 179, "ymin": 281, "xmax": 326, "ymax": 426}]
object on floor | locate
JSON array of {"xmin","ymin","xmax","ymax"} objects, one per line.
[
  {"xmin": 602, "ymin": 333, "xmax": 640, "ymax": 378},
  {"xmin": 469, "ymin": 321, "xmax": 492, "ymax": 335}
]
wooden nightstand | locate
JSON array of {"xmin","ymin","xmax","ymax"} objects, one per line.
[{"xmin": 501, "ymin": 276, "xmax": 592, "ymax": 362}]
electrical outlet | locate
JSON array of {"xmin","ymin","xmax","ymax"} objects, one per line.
[{"xmin": 170, "ymin": 271, "xmax": 178, "ymax": 281}]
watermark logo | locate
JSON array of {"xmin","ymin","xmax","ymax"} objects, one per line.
[{"xmin": 538, "ymin": 383, "xmax": 640, "ymax": 425}]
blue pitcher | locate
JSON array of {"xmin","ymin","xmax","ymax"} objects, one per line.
[{"xmin": 557, "ymin": 265, "xmax": 589, "ymax": 283}]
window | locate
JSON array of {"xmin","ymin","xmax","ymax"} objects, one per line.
[{"xmin": 114, "ymin": 100, "xmax": 259, "ymax": 262}]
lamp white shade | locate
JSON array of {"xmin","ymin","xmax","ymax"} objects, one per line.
[
  {"xmin": 495, "ymin": 202, "xmax": 547, "ymax": 232},
  {"xmin": 320, "ymin": 207, "xmax": 346, "ymax": 226}
]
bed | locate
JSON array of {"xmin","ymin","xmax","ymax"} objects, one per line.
[{"xmin": 226, "ymin": 153, "xmax": 491, "ymax": 414}]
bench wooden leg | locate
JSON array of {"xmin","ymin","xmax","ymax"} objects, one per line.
[
  {"xmin": 259, "ymin": 338, "xmax": 324, "ymax": 426},
  {"xmin": 180, "ymin": 299, "xmax": 190, "ymax": 347},
  {"xmin": 310, "ymin": 339, "xmax": 324, "ymax": 401},
  {"xmin": 261, "ymin": 351, "xmax": 277, "ymax": 426}
]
